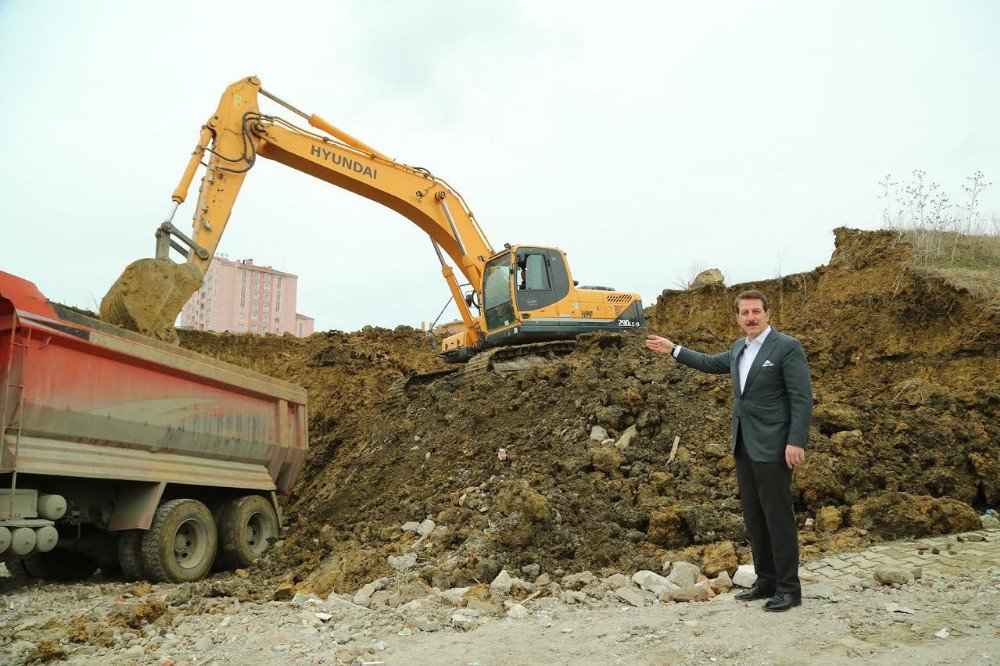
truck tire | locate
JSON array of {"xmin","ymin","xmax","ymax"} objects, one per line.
[
  {"xmin": 117, "ymin": 530, "xmax": 147, "ymax": 580},
  {"xmin": 141, "ymin": 499, "xmax": 217, "ymax": 583},
  {"xmin": 218, "ymin": 495, "xmax": 278, "ymax": 570}
]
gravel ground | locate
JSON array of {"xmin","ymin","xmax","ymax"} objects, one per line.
[{"xmin": 2, "ymin": 535, "xmax": 998, "ymax": 666}]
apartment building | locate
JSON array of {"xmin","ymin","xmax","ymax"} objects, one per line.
[{"xmin": 180, "ymin": 256, "xmax": 315, "ymax": 337}]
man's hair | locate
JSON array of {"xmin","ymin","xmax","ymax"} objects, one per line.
[{"xmin": 734, "ymin": 289, "xmax": 770, "ymax": 312}]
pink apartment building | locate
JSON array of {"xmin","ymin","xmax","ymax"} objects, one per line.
[{"xmin": 180, "ymin": 256, "xmax": 315, "ymax": 337}]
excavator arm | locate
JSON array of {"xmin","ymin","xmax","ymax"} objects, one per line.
[{"xmin": 101, "ymin": 76, "xmax": 492, "ymax": 344}]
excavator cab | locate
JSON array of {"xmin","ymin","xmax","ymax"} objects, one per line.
[{"xmin": 439, "ymin": 244, "xmax": 644, "ymax": 363}]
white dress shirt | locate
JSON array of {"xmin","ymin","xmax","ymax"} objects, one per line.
[
  {"xmin": 738, "ymin": 326, "xmax": 771, "ymax": 393},
  {"xmin": 672, "ymin": 325, "xmax": 772, "ymax": 393}
]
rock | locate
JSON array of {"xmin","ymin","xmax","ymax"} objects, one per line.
[
  {"xmin": 690, "ymin": 268, "xmax": 724, "ymax": 289},
  {"xmin": 667, "ymin": 562, "xmax": 701, "ymax": 589},
  {"xmin": 561, "ymin": 590, "xmax": 589, "ymax": 604},
  {"xmin": 506, "ymin": 604, "xmax": 529, "ymax": 620},
  {"xmin": 982, "ymin": 515, "xmax": 1000, "ymax": 529},
  {"xmin": 874, "ymin": 567, "xmax": 913, "ymax": 586},
  {"xmin": 325, "ymin": 593, "xmax": 371, "ymax": 613},
  {"xmin": 732, "ymin": 564, "xmax": 758, "ymax": 588},
  {"xmin": 699, "ymin": 541, "xmax": 738, "ymax": 576},
  {"xmin": 314, "ymin": 612, "xmax": 333, "ymax": 622},
  {"xmin": 669, "ymin": 582, "xmax": 712, "ymax": 602},
  {"xmin": 330, "ymin": 627, "xmax": 353, "ymax": 643},
  {"xmin": 604, "ymin": 573, "xmax": 629, "ymax": 590},
  {"xmin": 934, "ymin": 628, "xmax": 950, "ymax": 638},
  {"xmin": 614, "ymin": 587, "xmax": 649, "ymax": 607},
  {"xmin": 417, "ymin": 519, "xmax": 436, "ymax": 536},
  {"xmin": 490, "ymin": 570, "xmax": 514, "ymax": 595},
  {"xmin": 912, "ymin": 567, "xmax": 922, "ymax": 580},
  {"xmin": 709, "ymin": 571, "xmax": 732, "ymax": 593},
  {"xmin": 886, "ymin": 602, "xmax": 915, "ymax": 614},
  {"xmin": 966, "ymin": 533, "xmax": 985, "ymax": 542},
  {"xmin": 409, "ymin": 616, "xmax": 441, "ymax": 632},
  {"xmin": 388, "ymin": 553, "xmax": 418, "ymax": 571},
  {"xmin": 802, "ymin": 584, "xmax": 838, "ymax": 600},
  {"xmin": 520, "ymin": 564, "xmax": 541, "ymax": 579},
  {"xmin": 438, "ymin": 587, "xmax": 470, "ymax": 605},
  {"xmin": 562, "ymin": 571, "xmax": 598, "ymax": 590},
  {"xmin": 291, "ymin": 592, "xmax": 321, "ymax": 605},
  {"xmin": 401, "ymin": 521, "xmax": 420, "ymax": 532},
  {"xmin": 272, "ymin": 582, "xmax": 295, "ymax": 601},
  {"xmin": 614, "ymin": 425, "xmax": 638, "ymax": 450},
  {"xmin": 353, "ymin": 578, "xmax": 388, "ymax": 607},
  {"xmin": 466, "ymin": 598, "xmax": 501, "ymax": 615},
  {"xmin": 816, "ymin": 506, "xmax": 843, "ymax": 532},
  {"xmin": 589, "ymin": 426, "xmax": 609, "ymax": 441},
  {"xmin": 631, "ymin": 570, "xmax": 676, "ymax": 594},
  {"xmin": 194, "ymin": 636, "xmax": 214, "ymax": 651},
  {"xmin": 451, "ymin": 610, "xmax": 480, "ymax": 631}
]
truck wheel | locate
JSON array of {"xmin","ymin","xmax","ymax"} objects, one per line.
[
  {"xmin": 218, "ymin": 495, "xmax": 278, "ymax": 569},
  {"xmin": 117, "ymin": 530, "xmax": 147, "ymax": 580},
  {"xmin": 141, "ymin": 499, "xmax": 217, "ymax": 583}
]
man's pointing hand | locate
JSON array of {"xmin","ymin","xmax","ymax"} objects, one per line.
[{"xmin": 645, "ymin": 335, "xmax": 675, "ymax": 355}]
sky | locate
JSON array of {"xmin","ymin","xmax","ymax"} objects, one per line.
[{"xmin": 1, "ymin": 1, "xmax": 998, "ymax": 332}]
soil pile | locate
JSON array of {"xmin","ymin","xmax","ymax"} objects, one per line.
[{"xmin": 180, "ymin": 228, "xmax": 998, "ymax": 594}]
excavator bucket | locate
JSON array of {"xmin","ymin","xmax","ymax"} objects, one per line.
[{"xmin": 99, "ymin": 258, "xmax": 203, "ymax": 344}]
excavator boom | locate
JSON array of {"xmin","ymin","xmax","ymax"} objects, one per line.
[{"xmin": 101, "ymin": 76, "xmax": 643, "ymax": 362}]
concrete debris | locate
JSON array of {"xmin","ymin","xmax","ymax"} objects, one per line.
[
  {"xmin": 668, "ymin": 582, "xmax": 712, "ymax": 603},
  {"xmin": 732, "ymin": 565, "xmax": 758, "ymax": 589},
  {"xmin": 451, "ymin": 609, "xmax": 480, "ymax": 631},
  {"xmin": 667, "ymin": 562, "xmax": 701, "ymax": 589},
  {"xmin": 417, "ymin": 519, "xmax": 437, "ymax": 536},
  {"xmin": 614, "ymin": 425, "xmax": 638, "ymax": 450},
  {"xmin": 614, "ymin": 587, "xmax": 649, "ymax": 607},
  {"xmin": 562, "ymin": 571, "xmax": 598, "ymax": 590},
  {"xmin": 506, "ymin": 603, "xmax": 529, "ymax": 620},
  {"xmin": 401, "ymin": 521, "xmax": 420, "ymax": 532},
  {"xmin": 874, "ymin": 567, "xmax": 913, "ymax": 586},
  {"xmin": 631, "ymin": 570, "xmax": 677, "ymax": 595},
  {"xmin": 589, "ymin": 426, "xmax": 609, "ymax": 442},
  {"xmin": 388, "ymin": 553, "xmax": 418, "ymax": 571},
  {"xmin": 802, "ymin": 584, "xmax": 839, "ymax": 600},
  {"xmin": 885, "ymin": 602, "xmax": 915, "ymax": 614},
  {"xmin": 709, "ymin": 571, "xmax": 733, "ymax": 593},
  {"xmin": 604, "ymin": 573, "xmax": 629, "ymax": 590},
  {"xmin": 490, "ymin": 570, "xmax": 514, "ymax": 595}
]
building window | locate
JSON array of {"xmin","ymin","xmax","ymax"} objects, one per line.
[
  {"xmin": 251, "ymin": 314, "xmax": 258, "ymax": 321},
  {"xmin": 252, "ymin": 292, "xmax": 258, "ymax": 300}
]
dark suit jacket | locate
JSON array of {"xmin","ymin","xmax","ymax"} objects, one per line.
[{"xmin": 676, "ymin": 329, "xmax": 813, "ymax": 463}]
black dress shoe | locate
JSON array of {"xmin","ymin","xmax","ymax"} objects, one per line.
[
  {"xmin": 734, "ymin": 583, "xmax": 776, "ymax": 601},
  {"xmin": 762, "ymin": 591, "xmax": 802, "ymax": 612}
]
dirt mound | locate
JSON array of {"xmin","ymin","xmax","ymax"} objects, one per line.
[{"xmin": 180, "ymin": 228, "xmax": 998, "ymax": 592}]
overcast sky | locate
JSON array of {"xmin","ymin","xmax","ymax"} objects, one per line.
[{"xmin": 2, "ymin": 1, "xmax": 997, "ymax": 332}]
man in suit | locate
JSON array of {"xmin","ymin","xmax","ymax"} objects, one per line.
[{"xmin": 644, "ymin": 289, "xmax": 812, "ymax": 612}]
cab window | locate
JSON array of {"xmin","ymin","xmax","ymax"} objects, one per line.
[{"xmin": 482, "ymin": 255, "xmax": 515, "ymax": 330}]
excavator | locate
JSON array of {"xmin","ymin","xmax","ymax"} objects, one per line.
[{"xmin": 101, "ymin": 76, "xmax": 643, "ymax": 382}]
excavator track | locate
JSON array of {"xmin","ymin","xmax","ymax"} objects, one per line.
[{"xmin": 388, "ymin": 340, "xmax": 577, "ymax": 403}]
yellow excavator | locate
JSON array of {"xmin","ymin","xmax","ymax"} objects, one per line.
[{"xmin": 101, "ymin": 76, "xmax": 643, "ymax": 368}]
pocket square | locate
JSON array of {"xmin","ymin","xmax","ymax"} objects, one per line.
[{"xmin": 762, "ymin": 360, "xmax": 774, "ymax": 367}]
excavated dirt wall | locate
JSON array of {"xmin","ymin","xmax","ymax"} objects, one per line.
[{"xmin": 180, "ymin": 228, "xmax": 998, "ymax": 593}]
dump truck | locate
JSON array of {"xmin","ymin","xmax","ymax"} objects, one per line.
[{"xmin": 0, "ymin": 270, "xmax": 307, "ymax": 584}]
